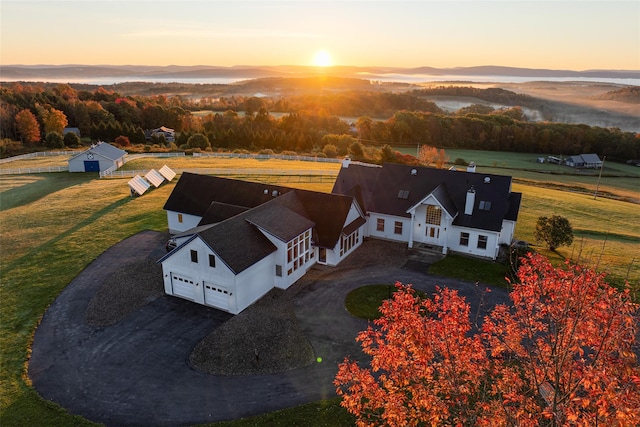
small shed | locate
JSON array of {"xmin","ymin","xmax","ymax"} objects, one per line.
[{"xmin": 68, "ymin": 142, "xmax": 127, "ymax": 173}]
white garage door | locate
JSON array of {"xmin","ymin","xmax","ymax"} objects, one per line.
[
  {"xmin": 171, "ymin": 273, "xmax": 196, "ymax": 300},
  {"xmin": 204, "ymin": 282, "xmax": 230, "ymax": 311}
]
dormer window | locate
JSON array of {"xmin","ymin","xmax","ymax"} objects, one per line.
[
  {"xmin": 397, "ymin": 190, "xmax": 409, "ymax": 199},
  {"xmin": 479, "ymin": 200, "xmax": 491, "ymax": 211}
]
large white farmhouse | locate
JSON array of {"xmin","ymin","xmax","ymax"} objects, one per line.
[
  {"xmin": 159, "ymin": 161, "xmax": 521, "ymax": 314},
  {"xmin": 332, "ymin": 160, "xmax": 522, "ymax": 260}
]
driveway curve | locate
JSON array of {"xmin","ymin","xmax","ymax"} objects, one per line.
[{"xmin": 29, "ymin": 231, "xmax": 510, "ymax": 426}]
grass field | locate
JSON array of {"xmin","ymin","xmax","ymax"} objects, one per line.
[
  {"xmin": 1, "ymin": 152, "xmax": 638, "ymax": 426},
  {"xmin": 395, "ymin": 147, "xmax": 640, "ymax": 202}
]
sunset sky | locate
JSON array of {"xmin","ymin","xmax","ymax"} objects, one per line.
[{"xmin": 1, "ymin": 0, "xmax": 638, "ymax": 71}]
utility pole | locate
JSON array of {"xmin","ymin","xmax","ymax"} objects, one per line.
[{"xmin": 593, "ymin": 155, "xmax": 606, "ymax": 200}]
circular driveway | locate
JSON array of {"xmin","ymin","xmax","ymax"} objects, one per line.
[{"xmin": 29, "ymin": 231, "xmax": 510, "ymax": 426}]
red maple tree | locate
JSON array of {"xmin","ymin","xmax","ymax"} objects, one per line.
[{"xmin": 335, "ymin": 253, "xmax": 640, "ymax": 426}]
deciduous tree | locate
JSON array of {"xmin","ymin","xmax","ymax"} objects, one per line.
[
  {"xmin": 15, "ymin": 109, "xmax": 40, "ymax": 143},
  {"xmin": 535, "ymin": 215, "xmax": 574, "ymax": 251},
  {"xmin": 43, "ymin": 108, "xmax": 68, "ymax": 135},
  {"xmin": 418, "ymin": 144, "xmax": 448, "ymax": 168},
  {"xmin": 335, "ymin": 253, "xmax": 639, "ymax": 426}
]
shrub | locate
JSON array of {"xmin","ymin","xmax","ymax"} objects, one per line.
[
  {"xmin": 114, "ymin": 135, "xmax": 131, "ymax": 147},
  {"xmin": 44, "ymin": 131, "xmax": 64, "ymax": 148},
  {"xmin": 323, "ymin": 144, "xmax": 337, "ymax": 158},
  {"xmin": 454, "ymin": 157, "xmax": 468, "ymax": 166},
  {"xmin": 187, "ymin": 133, "xmax": 210, "ymax": 149},
  {"xmin": 63, "ymin": 132, "xmax": 81, "ymax": 147}
]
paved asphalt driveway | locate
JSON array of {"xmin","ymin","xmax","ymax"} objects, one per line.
[{"xmin": 29, "ymin": 231, "xmax": 510, "ymax": 426}]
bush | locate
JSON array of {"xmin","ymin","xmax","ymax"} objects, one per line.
[
  {"xmin": 258, "ymin": 149, "xmax": 275, "ymax": 155},
  {"xmin": 114, "ymin": 135, "xmax": 131, "ymax": 147},
  {"xmin": 63, "ymin": 132, "xmax": 81, "ymax": 147},
  {"xmin": 187, "ymin": 133, "xmax": 210, "ymax": 149},
  {"xmin": 323, "ymin": 144, "xmax": 337, "ymax": 158},
  {"xmin": 44, "ymin": 131, "xmax": 64, "ymax": 148},
  {"xmin": 454, "ymin": 157, "xmax": 468, "ymax": 166}
]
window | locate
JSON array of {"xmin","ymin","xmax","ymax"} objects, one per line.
[
  {"xmin": 276, "ymin": 265, "xmax": 282, "ymax": 277},
  {"xmin": 287, "ymin": 229, "xmax": 311, "ymax": 275},
  {"xmin": 394, "ymin": 221, "xmax": 403, "ymax": 235},
  {"xmin": 479, "ymin": 200, "xmax": 492, "ymax": 211},
  {"xmin": 426, "ymin": 205, "xmax": 441, "ymax": 225},
  {"xmin": 177, "ymin": 213, "xmax": 183, "ymax": 223},
  {"xmin": 477, "ymin": 235, "xmax": 488, "ymax": 250},
  {"xmin": 209, "ymin": 254, "xmax": 216, "ymax": 268},
  {"xmin": 376, "ymin": 218, "xmax": 385, "ymax": 232},
  {"xmin": 460, "ymin": 232, "xmax": 469, "ymax": 246},
  {"xmin": 190, "ymin": 249, "xmax": 198, "ymax": 263}
]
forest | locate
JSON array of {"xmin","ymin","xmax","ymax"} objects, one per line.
[{"xmin": 1, "ymin": 80, "xmax": 638, "ymax": 163}]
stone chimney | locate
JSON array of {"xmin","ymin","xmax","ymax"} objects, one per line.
[{"xmin": 464, "ymin": 186, "xmax": 475, "ymax": 215}]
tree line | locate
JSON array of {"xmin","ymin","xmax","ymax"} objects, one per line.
[{"xmin": 1, "ymin": 82, "xmax": 638, "ymax": 162}]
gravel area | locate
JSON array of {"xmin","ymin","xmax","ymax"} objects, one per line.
[
  {"xmin": 85, "ymin": 259, "xmax": 165, "ymax": 327},
  {"xmin": 85, "ymin": 237, "xmax": 433, "ymax": 375}
]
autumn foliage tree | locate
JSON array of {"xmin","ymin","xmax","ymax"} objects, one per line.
[
  {"xmin": 335, "ymin": 253, "xmax": 640, "ymax": 427},
  {"xmin": 418, "ymin": 144, "xmax": 449, "ymax": 168},
  {"xmin": 15, "ymin": 109, "xmax": 40, "ymax": 143},
  {"xmin": 42, "ymin": 107, "xmax": 68, "ymax": 135}
]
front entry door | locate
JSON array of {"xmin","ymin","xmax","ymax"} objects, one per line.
[{"xmin": 425, "ymin": 225, "xmax": 440, "ymax": 244}]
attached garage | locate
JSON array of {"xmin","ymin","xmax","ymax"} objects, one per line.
[
  {"xmin": 204, "ymin": 282, "xmax": 231, "ymax": 311},
  {"xmin": 170, "ymin": 273, "xmax": 197, "ymax": 301}
]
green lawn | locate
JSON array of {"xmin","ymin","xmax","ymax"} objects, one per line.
[{"xmin": 1, "ymin": 162, "xmax": 638, "ymax": 426}]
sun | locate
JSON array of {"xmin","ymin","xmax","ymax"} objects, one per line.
[{"xmin": 313, "ymin": 50, "xmax": 332, "ymax": 67}]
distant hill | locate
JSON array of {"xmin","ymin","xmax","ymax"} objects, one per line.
[
  {"xmin": 1, "ymin": 64, "xmax": 638, "ymax": 81},
  {"xmin": 594, "ymin": 86, "xmax": 640, "ymax": 104}
]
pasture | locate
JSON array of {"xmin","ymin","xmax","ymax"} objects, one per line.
[
  {"xmin": 0, "ymin": 153, "xmax": 638, "ymax": 426},
  {"xmin": 396, "ymin": 147, "xmax": 640, "ymax": 202}
]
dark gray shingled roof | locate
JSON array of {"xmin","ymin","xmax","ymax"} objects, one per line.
[
  {"xmin": 162, "ymin": 174, "xmax": 366, "ymax": 273},
  {"xmin": 198, "ymin": 202, "xmax": 249, "ymax": 226},
  {"xmin": 163, "ymin": 173, "xmax": 294, "ymax": 217},
  {"xmin": 332, "ymin": 162, "xmax": 521, "ymax": 232}
]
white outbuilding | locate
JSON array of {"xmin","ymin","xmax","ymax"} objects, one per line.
[{"xmin": 68, "ymin": 142, "xmax": 127, "ymax": 173}]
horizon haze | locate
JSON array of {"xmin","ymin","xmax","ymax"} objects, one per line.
[{"xmin": 1, "ymin": 1, "xmax": 639, "ymax": 71}]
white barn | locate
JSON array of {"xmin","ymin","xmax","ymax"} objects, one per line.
[{"xmin": 68, "ymin": 142, "xmax": 127, "ymax": 173}]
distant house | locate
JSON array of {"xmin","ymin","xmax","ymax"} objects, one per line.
[
  {"xmin": 148, "ymin": 126, "xmax": 175, "ymax": 142},
  {"xmin": 158, "ymin": 173, "xmax": 366, "ymax": 314},
  {"xmin": 68, "ymin": 141, "xmax": 127, "ymax": 173},
  {"xmin": 565, "ymin": 154, "xmax": 603, "ymax": 169},
  {"xmin": 332, "ymin": 160, "xmax": 522, "ymax": 260}
]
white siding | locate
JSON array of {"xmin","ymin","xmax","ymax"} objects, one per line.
[
  {"xmin": 345, "ymin": 201, "xmax": 363, "ymax": 224},
  {"xmin": 233, "ymin": 253, "xmax": 277, "ymax": 313},
  {"xmin": 161, "ymin": 237, "xmax": 237, "ymax": 310},
  {"xmin": 499, "ymin": 220, "xmax": 516, "ymax": 245},
  {"xmin": 166, "ymin": 210, "xmax": 201, "ymax": 234},
  {"xmin": 446, "ymin": 227, "xmax": 500, "ymax": 259},
  {"xmin": 368, "ymin": 213, "xmax": 410, "ymax": 243}
]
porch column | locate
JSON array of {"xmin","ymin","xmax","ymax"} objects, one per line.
[{"xmin": 408, "ymin": 211, "xmax": 415, "ymax": 248}]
